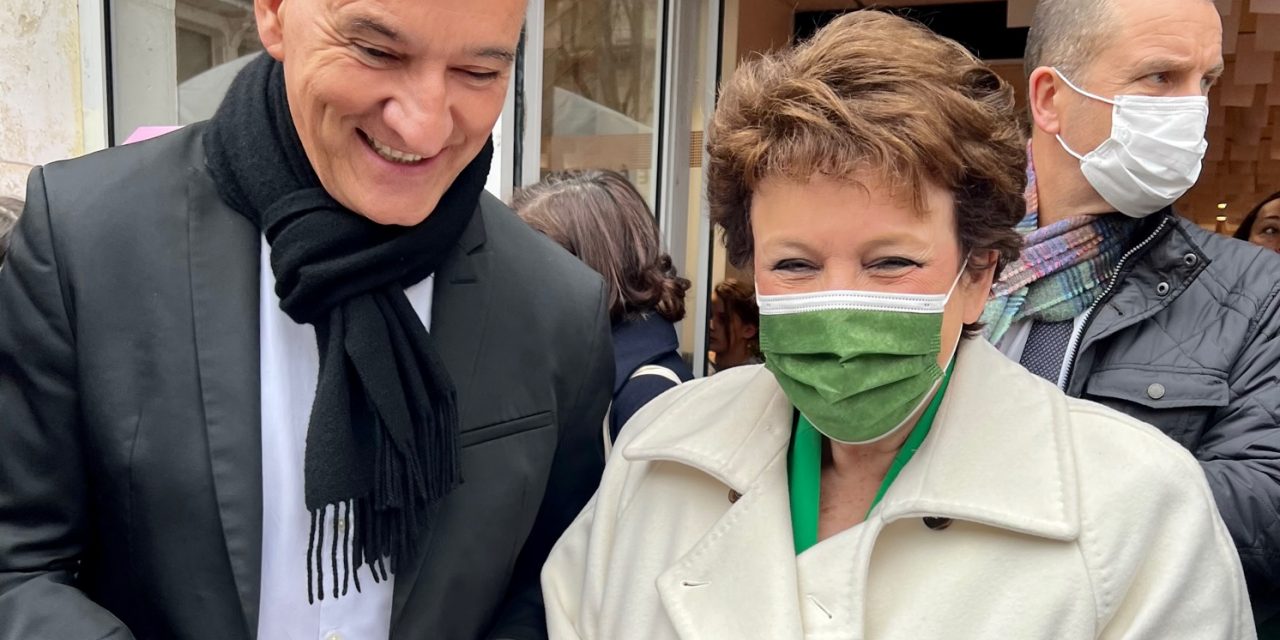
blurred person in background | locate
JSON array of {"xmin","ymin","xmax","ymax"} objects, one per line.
[
  {"xmin": 513, "ymin": 170, "xmax": 693, "ymax": 446},
  {"xmin": 1233, "ymin": 191, "xmax": 1280, "ymax": 253},
  {"xmin": 0, "ymin": 196, "xmax": 20, "ymax": 266},
  {"xmin": 708, "ymin": 278, "xmax": 762, "ymax": 370}
]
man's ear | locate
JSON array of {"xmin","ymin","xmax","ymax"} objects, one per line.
[
  {"xmin": 1028, "ymin": 67, "xmax": 1065, "ymax": 136},
  {"xmin": 255, "ymin": 0, "xmax": 288, "ymax": 61}
]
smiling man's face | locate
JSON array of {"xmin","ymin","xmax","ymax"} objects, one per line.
[{"xmin": 257, "ymin": 0, "xmax": 525, "ymax": 225}]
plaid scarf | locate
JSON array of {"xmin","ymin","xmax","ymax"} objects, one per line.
[{"xmin": 981, "ymin": 147, "xmax": 1139, "ymax": 345}]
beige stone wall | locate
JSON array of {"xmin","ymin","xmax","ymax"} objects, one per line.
[{"xmin": 0, "ymin": 0, "xmax": 85, "ymax": 198}]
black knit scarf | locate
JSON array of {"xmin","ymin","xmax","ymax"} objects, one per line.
[{"xmin": 203, "ymin": 54, "xmax": 490, "ymax": 602}]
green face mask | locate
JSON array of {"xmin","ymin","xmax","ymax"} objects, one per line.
[{"xmin": 758, "ymin": 270, "xmax": 965, "ymax": 444}]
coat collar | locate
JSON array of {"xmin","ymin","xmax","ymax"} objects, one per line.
[
  {"xmin": 624, "ymin": 339, "xmax": 1083, "ymax": 639},
  {"xmin": 1081, "ymin": 211, "xmax": 1207, "ymax": 345},
  {"xmin": 611, "ymin": 313, "xmax": 682, "ymax": 394},
  {"xmin": 622, "ymin": 338, "xmax": 1082, "ymax": 540}
]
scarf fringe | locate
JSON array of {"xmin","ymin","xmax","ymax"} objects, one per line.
[{"xmin": 306, "ymin": 395, "xmax": 461, "ymax": 604}]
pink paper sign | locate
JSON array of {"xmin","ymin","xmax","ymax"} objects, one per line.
[{"xmin": 123, "ymin": 126, "xmax": 182, "ymax": 145}]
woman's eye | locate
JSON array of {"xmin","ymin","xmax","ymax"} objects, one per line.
[
  {"xmin": 868, "ymin": 257, "xmax": 922, "ymax": 271},
  {"xmin": 772, "ymin": 259, "xmax": 815, "ymax": 273},
  {"xmin": 1146, "ymin": 72, "xmax": 1171, "ymax": 85}
]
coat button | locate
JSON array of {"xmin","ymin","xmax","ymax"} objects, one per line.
[
  {"xmin": 1155, "ymin": 282, "xmax": 1171, "ymax": 296},
  {"xmin": 1183, "ymin": 253, "xmax": 1199, "ymax": 267},
  {"xmin": 728, "ymin": 489, "xmax": 742, "ymax": 503},
  {"xmin": 923, "ymin": 517, "xmax": 953, "ymax": 531},
  {"xmin": 1147, "ymin": 383, "xmax": 1166, "ymax": 400}
]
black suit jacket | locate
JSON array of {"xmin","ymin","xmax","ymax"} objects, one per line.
[{"xmin": 0, "ymin": 125, "xmax": 613, "ymax": 640}]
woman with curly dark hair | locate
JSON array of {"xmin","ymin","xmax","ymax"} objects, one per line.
[{"xmin": 512, "ymin": 170, "xmax": 693, "ymax": 445}]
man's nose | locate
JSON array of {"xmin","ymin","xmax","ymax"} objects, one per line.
[{"xmin": 381, "ymin": 73, "xmax": 454, "ymax": 157}]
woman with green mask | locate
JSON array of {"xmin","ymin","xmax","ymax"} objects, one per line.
[{"xmin": 541, "ymin": 11, "xmax": 1252, "ymax": 639}]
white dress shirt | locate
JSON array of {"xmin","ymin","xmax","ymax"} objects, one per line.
[{"xmin": 256, "ymin": 239, "xmax": 434, "ymax": 640}]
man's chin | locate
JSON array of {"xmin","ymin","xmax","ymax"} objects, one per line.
[{"xmin": 348, "ymin": 195, "xmax": 446, "ymax": 227}]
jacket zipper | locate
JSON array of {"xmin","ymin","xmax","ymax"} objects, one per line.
[{"xmin": 1057, "ymin": 216, "xmax": 1171, "ymax": 392}]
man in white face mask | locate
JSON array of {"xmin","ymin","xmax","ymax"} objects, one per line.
[{"xmin": 983, "ymin": 0, "xmax": 1280, "ymax": 627}]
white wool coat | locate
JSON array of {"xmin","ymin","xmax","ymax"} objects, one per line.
[{"xmin": 542, "ymin": 340, "xmax": 1255, "ymax": 639}]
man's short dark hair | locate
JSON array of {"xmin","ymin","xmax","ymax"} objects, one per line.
[{"xmin": 1023, "ymin": 0, "xmax": 1115, "ymax": 80}]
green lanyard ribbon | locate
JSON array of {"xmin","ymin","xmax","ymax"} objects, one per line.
[{"xmin": 787, "ymin": 362, "xmax": 955, "ymax": 554}]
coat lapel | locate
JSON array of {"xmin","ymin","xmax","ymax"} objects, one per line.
[
  {"xmin": 187, "ymin": 159, "xmax": 265, "ymax": 637},
  {"xmin": 653, "ymin": 452, "xmax": 807, "ymax": 640},
  {"xmin": 624, "ymin": 370, "xmax": 805, "ymax": 639},
  {"xmin": 390, "ymin": 198, "xmax": 494, "ymax": 625},
  {"xmin": 875, "ymin": 340, "xmax": 1080, "ymax": 541}
]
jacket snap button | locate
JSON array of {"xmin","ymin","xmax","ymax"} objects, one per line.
[
  {"xmin": 923, "ymin": 517, "xmax": 953, "ymax": 531},
  {"xmin": 1155, "ymin": 282, "xmax": 1171, "ymax": 296},
  {"xmin": 1183, "ymin": 253, "xmax": 1198, "ymax": 267},
  {"xmin": 728, "ymin": 489, "xmax": 742, "ymax": 504},
  {"xmin": 1147, "ymin": 383, "xmax": 1166, "ymax": 400}
]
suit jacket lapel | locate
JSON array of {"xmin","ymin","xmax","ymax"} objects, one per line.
[
  {"xmin": 188, "ymin": 159, "xmax": 265, "ymax": 638},
  {"xmin": 390, "ymin": 202, "xmax": 493, "ymax": 624}
]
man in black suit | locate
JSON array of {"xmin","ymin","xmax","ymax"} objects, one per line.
[{"xmin": 0, "ymin": 0, "xmax": 613, "ymax": 638}]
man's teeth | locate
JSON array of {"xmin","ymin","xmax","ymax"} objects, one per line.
[{"xmin": 365, "ymin": 133, "xmax": 424, "ymax": 164}]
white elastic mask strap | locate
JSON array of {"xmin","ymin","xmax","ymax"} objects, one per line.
[
  {"xmin": 1052, "ymin": 69, "xmax": 1114, "ymax": 162},
  {"xmin": 1052, "ymin": 68, "xmax": 1116, "ymax": 106},
  {"xmin": 943, "ymin": 257, "xmax": 970, "ymax": 302},
  {"xmin": 1056, "ymin": 134, "xmax": 1088, "ymax": 161}
]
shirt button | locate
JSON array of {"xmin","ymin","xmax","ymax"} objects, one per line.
[
  {"xmin": 336, "ymin": 517, "xmax": 347, "ymax": 532},
  {"xmin": 1147, "ymin": 383, "xmax": 1166, "ymax": 400},
  {"xmin": 1183, "ymin": 253, "xmax": 1199, "ymax": 267},
  {"xmin": 325, "ymin": 633, "xmax": 342, "ymax": 640},
  {"xmin": 728, "ymin": 489, "xmax": 742, "ymax": 503},
  {"xmin": 1155, "ymin": 282, "xmax": 1171, "ymax": 296}
]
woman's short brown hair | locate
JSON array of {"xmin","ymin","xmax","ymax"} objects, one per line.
[
  {"xmin": 512, "ymin": 170, "xmax": 691, "ymax": 324},
  {"xmin": 706, "ymin": 10, "xmax": 1026, "ymax": 273}
]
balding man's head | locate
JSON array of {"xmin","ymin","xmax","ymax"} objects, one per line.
[
  {"xmin": 1023, "ymin": 0, "xmax": 1114, "ymax": 80},
  {"xmin": 1025, "ymin": 0, "xmax": 1219, "ymax": 83},
  {"xmin": 1024, "ymin": 0, "xmax": 1223, "ymax": 222}
]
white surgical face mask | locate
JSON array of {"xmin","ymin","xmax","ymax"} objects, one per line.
[{"xmin": 1052, "ymin": 69, "xmax": 1209, "ymax": 218}]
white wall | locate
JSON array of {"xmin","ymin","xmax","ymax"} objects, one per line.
[
  {"xmin": 111, "ymin": 0, "xmax": 179, "ymax": 138},
  {"xmin": 0, "ymin": 0, "xmax": 85, "ymax": 198}
]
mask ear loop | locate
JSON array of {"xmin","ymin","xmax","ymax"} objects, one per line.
[
  {"xmin": 1050, "ymin": 68, "xmax": 1118, "ymax": 162},
  {"xmin": 942, "ymin": 255, "xmax": 971, "ymax": 302},
  {"xmin": 936, "ymin": 252, "xmax": 976, "ymax": 374},
  {"xmin": 1051, "ymin": 68, "xmax": 1117, "ymax": 106}
]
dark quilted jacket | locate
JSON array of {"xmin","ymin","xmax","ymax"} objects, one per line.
[{"xmin": 1063, "ymin": 210, "xmax": 1280, "ymax": 622}]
